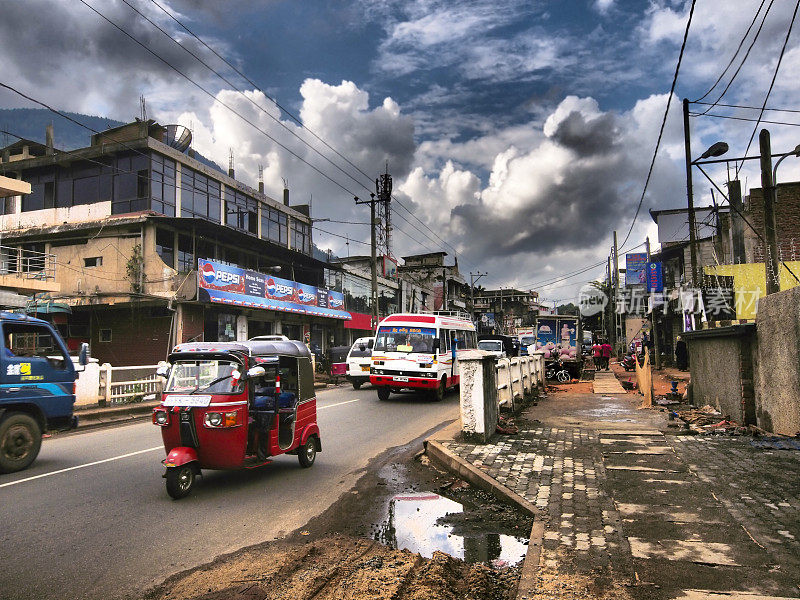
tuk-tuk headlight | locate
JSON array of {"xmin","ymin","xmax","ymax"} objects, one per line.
[
  {"xmin": 204, "ymin": 412, "xmax": 223, "ymax": 427},
  {"xmin": 153, "ymin": 410, "xmax": 169, "ymax": 426}
]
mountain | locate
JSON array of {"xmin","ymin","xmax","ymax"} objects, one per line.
[{"xmin": 0, "ymin": 108, "xmax": 223, "ymax": 172}]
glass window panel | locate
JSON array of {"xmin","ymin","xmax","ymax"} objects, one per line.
[
  {"xmin": 73, "ymin": 176, "xmax": 99, "ymax": 205},
  {"xmin": 114, "ymin": 173, "xmax": 137, "ymax": 201},
  {"xmin": 155, "ymin": 228, "xmax": 174, "ymax": 268},
  {"xmin": 99, "ymin": 173, "xmax": 113, "ymax": 202},
  {"xmin": 55, "ymin": 179, "xmax": 72, "ymax": 208},
  {"xmin": 23, "ymin": 184, "xmax": 44, "ymax": 212}
]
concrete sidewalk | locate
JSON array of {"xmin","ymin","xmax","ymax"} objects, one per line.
[{"xmin": 426, "ymin": 381, "xmax": 800, "ymax": 599}]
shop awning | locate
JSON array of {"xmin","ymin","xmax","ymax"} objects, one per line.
[
  {"xmin": 28, "ymin": 300, "xmax": 72, "ymax": 314},
  {"xmin": 200, "ymin": 287, "xmax": 351, "ymax": 320}
]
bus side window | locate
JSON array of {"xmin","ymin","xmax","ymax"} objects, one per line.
[
  {"xmin": 440, "ymin": 329, "xmax": 449, "ymax": 353},
  {"xmin": 449, "ymin": 330, "xmax": 458, "ymax": 350}
]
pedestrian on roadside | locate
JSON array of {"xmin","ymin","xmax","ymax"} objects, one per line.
[
  {"xmin": 601, "ymin": 340, "xmax": 612, "ymax": 370},
  {"xmin": 675, "ymin": 336, "xmax": 688, "ymax": 370},
  {"xmin": 591, "ymin": 340, "xmax": 602, "ymax": 369}
]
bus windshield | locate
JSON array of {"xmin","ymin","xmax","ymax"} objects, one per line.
[
  {"xmin": 374, "ymin": 326, "xmax": 436, "ymax": 353},
  {"xmin": 165, "ymin": 359, "xmax": 244, "ymax": 394}
]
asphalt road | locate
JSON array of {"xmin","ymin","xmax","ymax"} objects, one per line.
[{"xmin": 0, "ymin": 384, "xmax": 458, "ymax": 600}]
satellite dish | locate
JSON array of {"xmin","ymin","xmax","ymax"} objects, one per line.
[{"xmin": 163, "ymin": 124, "xmax": 192, "ymax": 153}]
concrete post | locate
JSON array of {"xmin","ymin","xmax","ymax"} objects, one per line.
[
  {"xmin": 100, "ymin": 363, "xmax": 113, "ymax": 407},
  {"xmin": 458, "ymin": 351, "xmax": 498, "ymax": 443}
]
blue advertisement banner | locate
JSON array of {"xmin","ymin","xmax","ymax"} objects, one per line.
[
  {"xmin": 626, "ymin": 253, "xmax": 648, "ymax": 287},
  {"xmin": 198, "ymin": 259, "xmax": 349, "ymax": 320},
  {"xmin": 646, "ymin": 261, "xmax": 663, "ymax": 292}
]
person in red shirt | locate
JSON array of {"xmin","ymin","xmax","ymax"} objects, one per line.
[
  {"xmin": 601, "ymin": 341, "xmax": 613, "ymax": 370},
  {"xmin": 591, "ymin": 341, "xmax": 602, "ymax": 369}
]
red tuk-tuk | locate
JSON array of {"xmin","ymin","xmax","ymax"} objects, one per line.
[{"xmin": 152, "ymin": 340, "xmax": 321, "ymax": 499}]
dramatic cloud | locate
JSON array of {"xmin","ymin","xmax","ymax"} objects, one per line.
[{"xmin": 0, "ymin": 0, "xmax": 229, "ymax": 118}]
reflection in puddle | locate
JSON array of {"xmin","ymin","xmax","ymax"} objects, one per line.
[{"xmin": 377, "ymin": 492, "xmax": 529, "ymax": 566}]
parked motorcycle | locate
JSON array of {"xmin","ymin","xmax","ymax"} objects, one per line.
[
  {"xmin": 545, "ymin": 359, "xmax": 571, "ymax": 383},
  {"xmin": 622, "ymin": 353, "xmax": 641, "ymax": 372}
]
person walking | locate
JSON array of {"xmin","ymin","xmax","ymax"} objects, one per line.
[
  {"xmin": 601, "ymin": 340, "xmax": 613, "ymax": 370},
  {"xmin": 591, "ymin": 340, "xmax": 602, "ymax": 369}
]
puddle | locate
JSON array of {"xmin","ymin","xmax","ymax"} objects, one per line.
[{"xmin": 374, "ymin": 491, "xmax": 529, "ymax": 567}]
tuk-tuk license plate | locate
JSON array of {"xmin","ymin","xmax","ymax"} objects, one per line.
[
  {"xmin": 361, "ymin": 366, "xmax": 370, "ymax": 372},
  {"xmin": 163, "ymin": 395, "xmax": 212, "ymax": 407},
  {"xmin": 393, "ymin": 376, "xmax": 409, "ymax": 382}
]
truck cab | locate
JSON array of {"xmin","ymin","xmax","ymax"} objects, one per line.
[{"xmin": 0, "ymin": 312, "xmax": 87, "ymax": 473}]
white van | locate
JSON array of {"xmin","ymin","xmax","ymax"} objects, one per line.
[
  {"xmin": 477, "ymin": 338, "xmax": 506, "ymax": 359},
  {"xmin": 346, "ymin": 336, "xmax": 374, "ymax": 389}
]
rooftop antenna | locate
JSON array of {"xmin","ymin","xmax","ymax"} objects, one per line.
[
  {"xmin": 258, "ymin": 164, "xmax": 264, "ymax": 193},
  {"xmin": 139, "ymin": 95, "xmax": 147, "ymax": 121},
  {"xmin": 228, "ymin": 148, "xmax": 235, "ymax": 179}
]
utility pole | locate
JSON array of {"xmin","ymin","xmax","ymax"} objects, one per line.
[
  {"xmin": 469, "ymin": 271, "xmax": 487, "ymax": 321},
  {"xmin": 728, "ymin": 179, "xmax": 746, "ymax": 264},
  {"xmin": 613, "ymin": 231, "xmax": 620, "ymax": 353},
  {"xmin": 683, "ymin": 98, "xmax": 699, "ymax": 288},
  {"xmin": 354, "ymin": 193, "xmax": 379, "ymax": 327},
  {"xmin": 646, "ymin": 236, "xmax": 662, "ymax": 369},
  {"xmin": 759, "ymin": 129, "xmax": 780, "ymax": 295}
]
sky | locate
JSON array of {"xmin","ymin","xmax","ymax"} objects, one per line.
[{"xmin": 2, "ymin": 0, "xmax": 800, "ymax": 304}]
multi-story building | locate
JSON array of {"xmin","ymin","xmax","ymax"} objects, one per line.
[
  {"xmin": 0, "ymin": 120, "xmax": 348, "ymax": 365},
  {"xmin": 473, "ymin": 288, "xmax": 539, "ymax": 334},
  {"xmin": 396, "ymin": 252, "xmax": 466, "ymax": 313}
]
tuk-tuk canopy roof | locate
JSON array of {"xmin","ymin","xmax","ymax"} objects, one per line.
[{"xmin": 170, "ymin": 340, "xmax": 312, "ymax": 361}]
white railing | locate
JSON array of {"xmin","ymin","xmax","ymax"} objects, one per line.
[
  {"xmin": 0, "ymin": 244, "xmax": 56, "ymax": 281},
  {"xmin": 98, "ymin": 364, "xmax": 163, "ymax": 405},
  {"xmin": 494, "ymin": 352, "xmax": 545, "ymax": 411}
]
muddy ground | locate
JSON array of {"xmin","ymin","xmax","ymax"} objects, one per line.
[{"xmin": 145, "ymin": 423, "xmax": 534, "ymax": 600}]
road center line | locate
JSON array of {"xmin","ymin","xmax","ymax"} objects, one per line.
[
  {"xmin": 318, "ymin": 398, "xmax": 360, "ymax": 410},
  {"xmin": 2, "ymin": 399, "xmax": 361, "ymax": 489},
  {"xmin": 0, "ymin": 447, "xmax": 163, "ymax": 489}
]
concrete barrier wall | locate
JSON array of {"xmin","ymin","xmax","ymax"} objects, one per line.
[
  {"xmin": 755, "ymin": 286, "xmax": 800, "ymax": 435},
  {"xmin": 686, "ymin": 332, "xmax": 751, "ymax": 423}
]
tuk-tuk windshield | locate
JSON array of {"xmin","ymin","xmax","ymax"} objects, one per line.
[{"xmin": 165, "ymin": 359, "xmax": 244, "ymax": 394}]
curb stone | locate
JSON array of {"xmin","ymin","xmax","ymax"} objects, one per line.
[{"xmin": 423, "ymin": 437, "xmax": 544, "ymax": 600}]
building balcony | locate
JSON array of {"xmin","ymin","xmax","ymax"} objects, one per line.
[{"xmin": 0, "ymin": 245, "xmax": 60, "ymax": 294}]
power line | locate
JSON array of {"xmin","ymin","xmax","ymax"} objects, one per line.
[
  {"xmin": 689, "ymin": 112, "xmax": 800, "ymax": 127},
  {"xmin": 735, "ymin": 0, "xmax": 800, "ymax": 178},
  {"xmin": 620, "ymin": 0, "xmax": 696, "ymax": 248},
  {"xmin": 692, "ymin": 0, "xmax": 776, "ymax": 113},
  {"xmin": 85, "ymin": 0, "xmax": 466, "ymax": 262},
  {"xmin": 692, "ymin": 101, "xmax": 800, "ymax": 114}
]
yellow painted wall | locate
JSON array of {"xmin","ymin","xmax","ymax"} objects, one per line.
[{"xmin": 704, "ymin": 262, "xmax": 800, "ymax": 319}]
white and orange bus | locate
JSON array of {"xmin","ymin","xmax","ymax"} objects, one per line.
[{"xmin": 369, "ymin": 312, "xmax": 477, "ymax": 401}]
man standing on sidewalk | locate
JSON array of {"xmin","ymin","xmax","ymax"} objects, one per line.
[{"xmin": 601, "ymin": 340, "xmax": 612, "ymax": 370}]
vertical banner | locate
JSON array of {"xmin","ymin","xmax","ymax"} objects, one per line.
[{"xmin": 646, "ymin": 262, "xmax": 663, "ymax": 292}]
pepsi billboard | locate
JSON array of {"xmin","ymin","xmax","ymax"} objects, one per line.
[{"xmin": 198, "ymin": 259, "xmax": 348, "ymax": 320}]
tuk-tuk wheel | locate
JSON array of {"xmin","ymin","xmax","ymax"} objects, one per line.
[
  {"xmin": 377, "ymin": 387, "xmax": 391, "ymax": 401},
  {"xmin": 166, "ymin": 464, "xmax": 196, "ymax": 499},
  {"xmin": 352, "ymin": 381, "xmax": 362, "ymax": 390},
  {"xmin": 298, "ymin": 437, "xmax": 317, "ymax": 468}
]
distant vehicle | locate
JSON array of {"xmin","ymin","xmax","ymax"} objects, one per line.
[
  {"xmin": 346, "ymin": 337, "xmax": 374, "ymax": 389},
  {"xmin": 478, "ymin": 334, "xmax": 518, "ymax": 357},
  {"xmin": 371, "ymin": 312, "xmax": 477, "ymax": 402},
  {"xmin": 529, "ymin": 315, "xmax": 582, "ymax": 377},
  {"xmin": 477, "ymin": 338, "xmax": 505, "ymax": 358},
  {"xmin": 519, "ymin": 335, "xmax": 537, "ymax": 356},
  {"xmin": 249, "ymin": 334, "xmax": 290, "ymax": 342},
  {"xmin": 0, "ymin": 312, "xmax": 88, "ymax": 473}
]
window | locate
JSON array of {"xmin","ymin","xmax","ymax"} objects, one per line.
[
  {"xmin": 99, "ymin": 329, "xmax": 112, "ymax": 343},
  {"xmin": 150, "ymin": 153, "xmax": 176, "ymax": 217},
  {"xmin": 291, "ymin": 219, "xmax": 311, "ymax": 255},
  {"xmin": 177, "ymin": 234, "xmax": 193, "ymax": 272},
  {"xmin": 155, "ymin": 228, "xmax": 175, "ymax": 268},
  {"xmin": 84, "ymin": 257, "xmax": 102, "ymax": 267},
  {"xmin": 261, "ymin": 205, "xmax": 288, "ymax": 246},
  {"xmin": 224, "ymin": 186, "xmax": 258, "ymax": 234},
  {"xmin": 3, "ymin": 322, "xmax": 69, "ymax": 370}
]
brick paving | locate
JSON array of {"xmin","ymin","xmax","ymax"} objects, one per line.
[{"xmin": 441, "ymin": 392, "xmax": 800, "ymax": 599}]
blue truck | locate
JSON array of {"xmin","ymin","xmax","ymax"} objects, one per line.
[{"xmin": 0, "ymin": 312, "xmax": 87, "ymax": 473}]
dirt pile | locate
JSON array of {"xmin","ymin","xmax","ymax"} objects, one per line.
[{"xmin": 148, "ymin": 535, "xmax": 520, "ymax": 600}]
